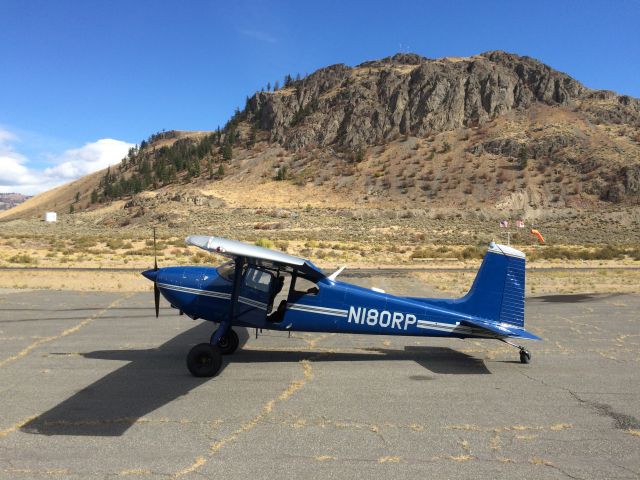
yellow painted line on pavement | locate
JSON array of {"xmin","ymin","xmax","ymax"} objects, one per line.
[
  {"xmin": 174, "ymin": 359, "xmax": 314, "ymax": 478},
  {"xmin": 0, "ymin": 294, "xmax": 132, "ymax": 369},
  {"xmin": 0, "ymin": 415, "xmax": 38, "ymax": 439}
]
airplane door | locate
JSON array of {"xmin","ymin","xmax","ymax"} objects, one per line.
[{"xmin": 236, "ymin": 266, "xmax": 274, "ymax": 327}]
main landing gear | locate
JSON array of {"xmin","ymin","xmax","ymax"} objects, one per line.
[
  {"xmin": 501, "ymin": 338, "xmax": 532, "ymax": 364},
  {"xmin": 186, "ymin": 327, "xmax": 240, "ymax": 377},
  {"xmin": 211, "ymin": 328, "xmax": 239, "ymax": 355},
  {"xmin": 187, "ymin": 343, "xmax": 222, "ymax": 377}
]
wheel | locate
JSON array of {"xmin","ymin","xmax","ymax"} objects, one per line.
[
  {"xmin": 211, "ymin": 328, "xmax": 239, "ymax": 355},
  {"xmin": 520, "ymin": 350, "xmax": 531, "ymax": 364},
  {"xmin": 187, "ymin": 343, "xmax": 223, "ymax": 377}
]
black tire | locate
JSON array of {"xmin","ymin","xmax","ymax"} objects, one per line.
[
  {"xmin": 520, "ymin": 350, "xmax": 531, "ymax": 364},
  {"xmin": 211, "ymin": 328, "xmax": 240, "ymax": 355},
  {"xmin": 187, "ymin": 343, "xmax": 222, "ymax": 377}
]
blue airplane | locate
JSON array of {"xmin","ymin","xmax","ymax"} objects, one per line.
[{"xmin": 142, "ymin": 235, "xmax": 540, "ymax": 377}]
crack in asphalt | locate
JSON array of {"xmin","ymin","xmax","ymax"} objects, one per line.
[
  {"xmin": 518, "ymin": 369, "xmax": 640, "ymax": 434},
  {"xmin": 568, "ymin": 391, "xmax": 640, "ymax": 431}
]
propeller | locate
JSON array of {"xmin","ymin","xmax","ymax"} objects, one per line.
[
  {"xmin": 153, "ymin": 227, "xmax": 160, "ymax": 318},
  {"xmin": 141, "ymin": 227, "xmax": 161, "ymax": 317}
]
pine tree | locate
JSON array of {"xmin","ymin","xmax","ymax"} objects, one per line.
[
  {"xmin": 192, "ymin": 159, "xmax": 201, "ymax": 177},
  {"xmin": 207, "ymin": 158, "xmax": 213, "ymax": 179},
  {"xmin": 222, "ymin": 143, "xmax": 233, "ymax": 161},
  {"xmin": 275, "ymin": 165, "xmax": 287, "ymax": 181}
]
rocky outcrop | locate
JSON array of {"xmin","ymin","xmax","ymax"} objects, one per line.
[
  {"xmin": 580, "ymin": 91, "xmax": 640, "ymax": 126},
  {"xmin": 245, "ymin": 51, "xmax": 591, "ymax": 149}
]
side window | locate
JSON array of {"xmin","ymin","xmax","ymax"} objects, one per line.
[
  {"xmin": 244, "ymin": 267, "xmax": 273, "ymax": 293},
  {"xmin": 293, "ymin": 276, "xmax": 319, "ymax": 296}
]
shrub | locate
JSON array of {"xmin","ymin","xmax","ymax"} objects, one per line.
[
  {"xmin": 255, "ymin": 238, "xmax": 274, "ymax": 249},
  {"xmin": 459, "ymin": 246, "xmax": 484, "ymax": 260},
  {"xmin": 106, "ymin": 238, "xmax": 125, "ymax": 250},
  {"xmin": 8, "ymin": 254, "xmax": 36, "ymax": 264}
]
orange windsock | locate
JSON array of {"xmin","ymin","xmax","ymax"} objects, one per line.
[{"xmin": 530, "ymin": 228, "xmax": 545, "ymax": 244}]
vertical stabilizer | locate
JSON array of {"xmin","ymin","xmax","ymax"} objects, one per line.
[{"xmin": 456, "ymin": 242, "xmax": 525, "ymax": 326}]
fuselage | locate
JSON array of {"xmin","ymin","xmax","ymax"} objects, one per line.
[{"xmin": 144, "ymin": 265, "xmax": 493, "ymax": 339}]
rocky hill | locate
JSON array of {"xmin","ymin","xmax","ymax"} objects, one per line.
[
  {"xmin": 2, "ymin": 51, "xmax": 639, "ymax": 229},
  {"xmin": 0, "ymin": 193, "xmax": 31, "ymax": 211}
]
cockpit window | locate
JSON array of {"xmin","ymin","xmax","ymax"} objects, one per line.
[
  {"xmin": 217, "ymin": 261, "xmax": 235, "ymax": 282},
  {"xmin": 293, "ymin": 276, "xmax": 319, "ymax": 296}
]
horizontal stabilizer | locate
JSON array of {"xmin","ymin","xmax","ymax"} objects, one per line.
[{"xmin": 460, "ymin": 318, "xmax": 541, "ymax": 341}]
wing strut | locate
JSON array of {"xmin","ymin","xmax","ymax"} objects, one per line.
[{"xmin": 210, "ymin": 256, "xmax": 245, "ymax": 346}]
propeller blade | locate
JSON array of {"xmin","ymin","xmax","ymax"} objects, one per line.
[
  {"xmin": 153, "ymin": 227, "xmax": 158, "ymax": 271},
  {"xmin": 154, "ymin": 281, "xmax": 160, "ymax": 318}
]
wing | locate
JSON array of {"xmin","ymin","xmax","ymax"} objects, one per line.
[{"xmin": 185, "ymin": 235, "xmax": 325, "ymax": 280}]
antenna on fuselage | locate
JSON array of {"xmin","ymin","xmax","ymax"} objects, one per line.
[{"xmin": 328, "ymin": 265, "xmax": 346, "ymax": 281}]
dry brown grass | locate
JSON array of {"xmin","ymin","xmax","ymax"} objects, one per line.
[
  {"xmin": 0, "ymin": 270, "xmax": 149, "ymax": 292},
  {"xmin": 413, "ymin": 269, "xmax": 640, "ymax": 297}
]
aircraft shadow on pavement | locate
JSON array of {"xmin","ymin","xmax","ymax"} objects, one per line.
[
  {"xmin": 21, "ymin": 321, "xmax": 223, "ymax": 437},
  {"xmin": 21, "ymin": 324, "xmax": 488, "ymax": 437},
  {"xmin": 231, "ymin": 346, "xmax": 490, "ymax": 375}
]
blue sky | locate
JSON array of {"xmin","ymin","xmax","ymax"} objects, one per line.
[{"xmin": 1, "ymin": 0, "xmax": 638, "ymax": 194}]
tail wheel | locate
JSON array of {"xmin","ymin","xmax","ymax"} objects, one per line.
[
  {"xmin": 187, "ymin": 343, "xmax": 223, "ymax": 377},
  {"xmin": 212, "ymin": 328, "xmax": 240, "ymax": 355},
  {"xmin": 520, "ymin": 350, "xmax": 531, "ymax": 364}
]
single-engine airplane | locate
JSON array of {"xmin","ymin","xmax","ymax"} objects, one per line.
[{"xmin": 142, "ymin": 235, "xmax": 540, "ymax": 377}]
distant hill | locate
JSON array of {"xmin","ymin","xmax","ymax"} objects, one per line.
[
  {"xmin": 0, "ymin": 193, "xmax": 31, "ymax": 211},
  {"xmin": 2, "ymin": 51, "xmax": 639, "ymax": 227}
]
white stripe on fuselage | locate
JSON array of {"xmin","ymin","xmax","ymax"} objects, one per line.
[
  {"xmin": 157, "ymin": 283, "xmax": 231, "ymax": 300},
  {"xmin": 158, "ymin": 283, "xmax": 269, "ymax": 311},
  {"xmin": 287, "ymin": 303, "xmax": 348, "ymax": 317}
]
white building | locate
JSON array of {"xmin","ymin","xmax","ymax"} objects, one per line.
[{"xmin": 44, "ymin": 212, "xmax": 57, "ymax": 222}]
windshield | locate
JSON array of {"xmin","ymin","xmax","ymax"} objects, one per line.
[{"xmin": 216, "ymin": 261, "xmax": 235, "ymax": 282}]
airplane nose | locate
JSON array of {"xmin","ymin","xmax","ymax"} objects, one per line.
[{"xmin": 142, "ymin": 269, "xmax": 158, "ymax": 282}]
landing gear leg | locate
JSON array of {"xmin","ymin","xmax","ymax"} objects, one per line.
[{"xmin": 500, "ymin": 338, "xmax": 531, "ymax": 364}]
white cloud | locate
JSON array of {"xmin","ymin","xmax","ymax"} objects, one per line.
[
  {"xmin": 44, "ymin": 139, "xmax": 133, "ymax": 180},
  {"xmin": 0, "ymin": 128, "xmax": 134, "ymax": 196}
]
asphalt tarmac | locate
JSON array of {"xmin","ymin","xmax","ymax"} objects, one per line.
[{"xmin": 0, "ymin": 277, "xmax": 639, "ymax": 479}]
